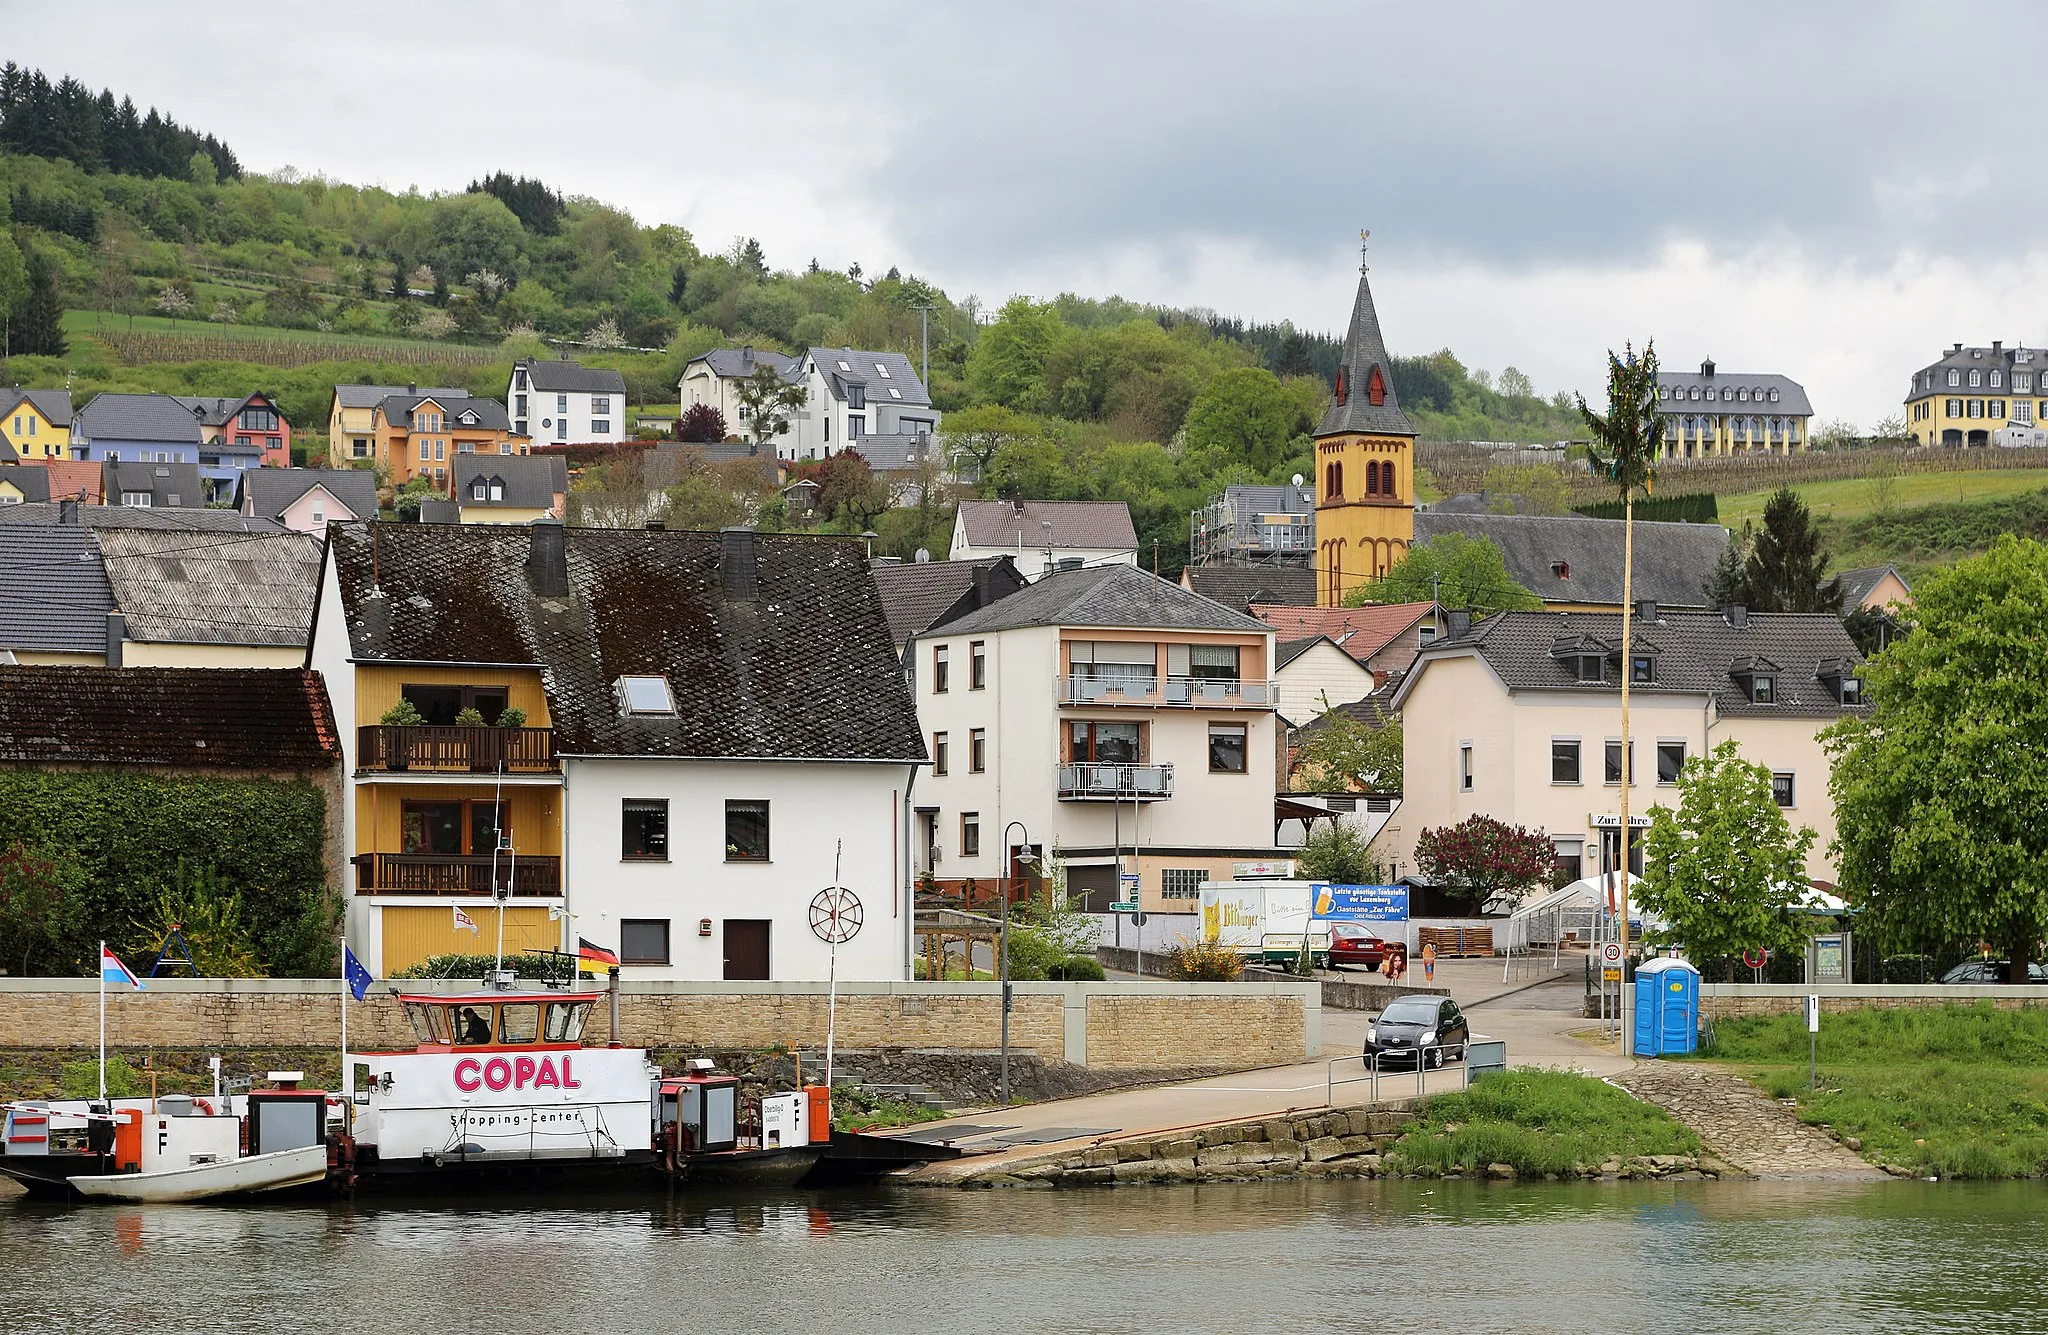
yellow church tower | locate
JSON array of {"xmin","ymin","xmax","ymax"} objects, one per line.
[{"xmin": 1315, "ymin": 235, "xmax": 1417, "ymax": 607}]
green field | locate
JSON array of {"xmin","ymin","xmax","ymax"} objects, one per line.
[
  {"xmin": 1698, "ymin": 1004, "xmax": 2048, "ymax": 1179},
  {"xmin": 62, "ymin": 308, "xmax": 483, "ymax": 354},
  {"xmin": 1717, "ymin": 469, "xmax": 2048, "ymax": 531}
]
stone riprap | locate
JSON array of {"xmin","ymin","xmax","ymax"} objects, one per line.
[{"xmin": 1613, "ymin": 1064, "xmax": 1885, "ymax": 1179}]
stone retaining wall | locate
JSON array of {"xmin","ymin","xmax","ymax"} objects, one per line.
[
  {"xmin": 1700, "ymin": 983, "xmax": 2048, "ymax": 1020},
  {"xmin": 0, "ymin": 977, "xmax": 1318, "ymax": 1073}
]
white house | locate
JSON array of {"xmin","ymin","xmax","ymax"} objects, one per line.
[
  {"xmin": 309, "ymin": 519, "xmax": 927, "ymax": 982},
  {"xmin": 678, "ymin": 347, "xmax": 799, "ymax": 439},
  {"xmin": 950, "ymin": 499, "xmax": 1139, "ymax": 578},
  {"xmin": 509, "ymin": 354, "xmax": 629, "ymax": 445},
  {"xmin": 909, "ymin": 563, "xmax": 1283, "ymax": 915},
  {"xmin": 1379, "ymin": 604, "xmax": 1868, "ymax": 887},
  {"xmin": 788, "ymin": 346, "xmax": 939, "ymax": 462}
]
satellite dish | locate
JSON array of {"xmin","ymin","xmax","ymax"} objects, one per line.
[
  {"xmin": 1291, "ymin": 474, "xmax": 1304, "ymax": 487},
  {"xmin": 914, "ymin": 548, "xmax": 931, "ymax": 563}
]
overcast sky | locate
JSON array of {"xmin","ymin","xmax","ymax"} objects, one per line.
[{"xmin": 6, "ymin": 1, "xmax": 2029, "ymax": 422}]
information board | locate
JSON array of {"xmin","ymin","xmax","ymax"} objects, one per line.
[{"xmin": 1309, "ymin": 883, "xmax": 1409, "ymax": 923}]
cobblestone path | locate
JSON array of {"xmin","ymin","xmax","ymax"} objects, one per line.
[{"xmin": 1612, "ymin": 1064, "xmax": 1886, "ymax": 1179}]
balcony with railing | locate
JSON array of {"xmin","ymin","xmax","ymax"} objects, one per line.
[
  {"xmin": 1056, "ymin": 676, "xmax": 1277, "ymax": 709},
  {"xmin": 1056, "ymin": 762, "xmax": 1174, "ymax": 801},
  {"xmin": 352, "ymin": 852, "xmax": 562, "ymax": 896},
  {"xmin": 356, "ymin": 725, "xmax": 559, "ymax": 775}
]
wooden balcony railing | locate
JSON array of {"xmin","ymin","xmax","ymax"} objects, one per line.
[
  {"xmin": 352, "ymin": 853, "xmax": 562, "ymax": 896},
  {"xmin": 356, "ymin": 725, "xmax": 559, "ymax": 774}
]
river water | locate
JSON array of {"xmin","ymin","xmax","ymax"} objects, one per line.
[{"xmin": 4, "ymin": 1179, "xmax": 2043, "ymax": 1334}]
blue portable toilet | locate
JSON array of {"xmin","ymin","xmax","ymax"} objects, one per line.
[{"xmin": 1633, "ymin": 956, "xmax": 1701, "ymax": 1056}]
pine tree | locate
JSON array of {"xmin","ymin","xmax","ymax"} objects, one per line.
[
  {"xmin": 15, "ymin": 250, "xmax": 67, "ymax": 356},
  {"xmin": 1740, "ymin": 488, "xmax": 1842, "ymax": 613}
]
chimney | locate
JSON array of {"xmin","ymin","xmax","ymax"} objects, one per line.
[
  {"xmin": 741, "ymin": 345, "xmax": 754, "ymax": 368},
  {"xmin": 407, "ymin": 382, "xmax": 418, "ymax": 395},
  {"xmin": 644, "ymin": 520, "xmax": 665, "ymax": 531},
  {"xmin": 526, "ymin": 519, "xmax": 568, "ymax": 597},
  {"xmin": 719, "ymin": 526, "xmax": 758, "ymax": 601},
  {"xmin": 1636, "ymin": 598, "xmax": 1658, "ymax": 623},
  {"xmin": 1994, "ymin": 341, "xmax": 2004, "ymax": 353},
  {"xmin": 59, "ymin": 496, "xmax": 78, "ymax": 525},
  {"xmin": 1953, "ymin": 342, "xmax": 1963, "ymax": 353},
  {"xmin": 1724, "ymin": 603, "xmax": 1748, "ymax": 629},
  {"xmin": 972, "ymin": 564, "xmax": 993, "ymax": 607},
  {"xmin": 1700, "ymin": 358, "xmax": 1715, "ymax": 378},
  {"xmin": 1446, "ymin": 609, "xmax": 1471, "ymax": 637},
  {"xmin": 105, "ymin": 612, "xmax": 125, "ymax": 668}
]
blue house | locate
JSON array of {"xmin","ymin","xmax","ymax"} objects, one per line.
[{"xmin": 71, "ymin": 393, "xmax": 213, "ymax": 491}]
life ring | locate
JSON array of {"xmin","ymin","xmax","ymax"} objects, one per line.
[
  {"xmin": 1741, "ymin": 948, "xmax": 1769, "ymax": 969},
  {"xmin": 191, "ymin": 1097, "xmax": 217, "ymax": 1116}
]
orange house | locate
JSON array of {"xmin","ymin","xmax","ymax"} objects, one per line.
[{"xmin": 371, "ymin": 393, "xmax": 528, "ymax": 492}]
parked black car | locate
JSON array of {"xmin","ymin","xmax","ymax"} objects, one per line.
[
  {"xmin": 1365, "ymin": 995, "xmax": 1470, "ymax": 1068},
  {"xmin": 1939, "ymin": 959, "xmax": 2048, "ymax": 984}
]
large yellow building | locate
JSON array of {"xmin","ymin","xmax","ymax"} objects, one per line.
[
  {"xmin": 1903, "ymin": 341, "xmax": 2048, "ymax": 447},
  {"xmin": 1314, "ymin": 254, "xmax": 1418, "ymax": 607}
]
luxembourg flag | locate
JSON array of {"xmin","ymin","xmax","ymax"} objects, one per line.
[{"xmin": 100, "ymin": 945, "xmax": 143, "ymax": 990}]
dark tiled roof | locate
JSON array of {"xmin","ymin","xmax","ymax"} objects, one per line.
[
  {"xmin": 1412, "ymin": 510, "xmax": 1730, "ymax": 608},
  {"xmin": 0, "ymin": 502, "xmax": 274, "ymax": 532},
  {"xmin": 376, "ymin": 395, "xmax": 514, "ymax": 432},
  {"xmin": 103, "ymin": 460, "xmax": 204, "ymax": 509},
  {"xmin": 1184, "ymin": 564, "xmax": 1318, "ymax": 611},
  {"xmin": 0, "ymin": 464, "xmax": 52, "ymax": 502},
  {"xmin": 0, "ymin": 526, "xmax": 114, "ymax": 654},
  {"xmin": 1316, "ymin": 269, "xmax": 1415, "ymax": 438},
  {"xmin": 1291, "ymin": 685, "xmax": 1399, "ymax": 740},
  {"xmin": 956, "ymin": 499, "xmax": 1138, "ymax": 550},
  {"xmin": 453, "ymin": 454, "xmax": 565, "ymax": 509},
  {"xmin": 690, "ymin": 349, "xmax": 799, "ymax": 381},
  {"xmin": 76, "ymin": 393, "xmax": 206, "ymax": 444},
  {"xmin": 1656, "ymin": 368, "xmax": 1812, "ymax": 418},
  {"xmin": 0, "ymin": 667, "xmax": 338, "ymax": 769},
  {"xmin": 807, "ymin": 347, "xmax": 931, "ymax": 406},
  {"xmin": 1252, "ymin": 602, "xmax": 1437, "ymax": 662},
  {"xmin": 236, "ymin": 468, "xmax": 379, "ymax": 521},
  {"xmin": 929, "ymin": 563, "xmax": 1272, "ymax": 637},
  {"xmin": 96, "ymin": 529, "xmax": 320, "ymax": 647},
  {"xmin": 333, "ymin": 384, "xmax": 470, "ymax": 410},
  {"xmin": 1401, "ymin": 608, "xmax": 1865, "ymax": 718},
  {"xmin": 2, "ymin": 388, "xmax": 75, "ymax": 427},
  {"xmin": 328, "ymin": 523, "xmax": 925, "ymax": 762},
  {"xmin": 870, "ymin": 556, "xmax": 1028, "ymax": 650},
  {"xmin": 846, "ymin": 434, "xmax": 937, "ymax": 473},
  {"xmin": 1275, "ymin": 635, "xmax": 1330, "ymax": 669},
  {"xmin": 170, "ymin": 393, "xmax": 264, "ymax": 430},
  {"xmin": 516, "ymin": 357, "xmax": 628, "ymax": 395}
]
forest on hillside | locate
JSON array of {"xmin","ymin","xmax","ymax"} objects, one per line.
[{"xmin": 0, "ymin": 66, "xmax": 1585, "ymax": 570}]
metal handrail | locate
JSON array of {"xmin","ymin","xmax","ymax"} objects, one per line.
[{"xmin": 1325, "ymin": 1040, "xmax": 1475, "ymax": 1106}]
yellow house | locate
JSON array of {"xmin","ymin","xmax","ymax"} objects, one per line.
[
  {"xmin": 1903, "ymin": 341, "xmax": 2048, "ymax": 447},
  {"xmin": 1, "ymin": 389, "xmax": 73, "ymax": 462},
  {"xmin": 1655, "ymin": 360, "xmax": 1812, "ymax": 458},
  {"xmin": 451, "ymin": 454, "xmax": 565, "ymax": 525},
  {"xmin": 0, "ymin": 465, "xmax": 50, "ymax": 504},
  {"xmin": 326, "ymin": 383, "xmax": 475, "ymax": 467},
  {"xmin": 1314, "ymin": 247, "xmax": 1418, "ymax": 608}
]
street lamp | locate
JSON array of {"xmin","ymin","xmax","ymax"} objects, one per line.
[{"xmin": 999, "ymin": 821, "xmax": 1038, "ymax": 1107}]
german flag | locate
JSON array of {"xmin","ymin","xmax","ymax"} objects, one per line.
[{"xmin": 578, "ymin": 937, "xmax": 620, "ymax": 973}]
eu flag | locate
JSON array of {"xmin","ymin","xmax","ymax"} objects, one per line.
[{"xmin": 343, "ymin": 943, "xmax": 374, "ymax": 1002}]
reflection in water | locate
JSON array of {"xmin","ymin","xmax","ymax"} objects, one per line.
[{"xmin": 4, "ymin": 1180, "xmax": 2045, "ymax": 1334}]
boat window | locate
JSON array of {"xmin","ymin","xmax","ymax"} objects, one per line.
[
  {"xmin": 499, "ymin": 1004, "xmax": 540, "ymax": 1044},
  {"xmin": 545, "ymin": 1002, "xmax": 589, "ymax": 1043},
  {"xmin": 404, "ymin": 1002, "xmax": 438, "ymax": 1044},
  {"xmin": 452, "ymin": 1005, "xmax": 495, "ymax": 1045}
]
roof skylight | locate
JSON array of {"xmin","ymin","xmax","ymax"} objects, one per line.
[{"xmin": 616, "ymin": 674, "xmax": 676, "ymax": 717}]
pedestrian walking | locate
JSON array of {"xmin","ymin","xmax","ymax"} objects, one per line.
[{"xmin": 1421, "ymin": 941, "xmax": 1437, "ymax": 984}]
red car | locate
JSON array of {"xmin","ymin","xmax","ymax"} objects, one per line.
[{"xmin": 1325, "ymin": 922, "xmax": 1406, "ymax": 972}]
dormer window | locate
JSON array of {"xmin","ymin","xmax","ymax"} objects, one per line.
[
  {"xmin": 1949, "ymin": 369, "xmax": 1961, "ymax": 387},
  {"xmin": 1751, "ymin": 675, "xmax": 1775, "ymax": 703},
  {"xmin": 1578, "ymin": 654, "xmax": 1603, "ymax": 682},
  {"xmin": 1365, "ymin": 365, "xmax": 1387, "ymax": 407},
  {"xmin": 1768, "ymin": 388, "xmax": 1780, "ymax": 402},
  {"xmin": 616, "ymin": 674, "xmax": 677, "ymax": 717},
  {"xmin": 1630, "ymin": 655, "xmax": 1656, "ymax": 684},
  {"xmin": 1970, "ymin": 369, "xmax": 1983, "ymax": 387},
  {"xmin": 1837, "ymin": 676, "xmax": 1862, "ymax": 705},
  {"xmin": 1333, "ymin": 367, "xmax": 1349, "ymax": 406},
  {"xmin": 1991, "ymin": 370, "xmax": 2004, "ymax": 387}
]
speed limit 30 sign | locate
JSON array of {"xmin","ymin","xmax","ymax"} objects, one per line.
[{"xmin": 1601, "ymin": 942, "xmax": 1623, "ymax": 964}]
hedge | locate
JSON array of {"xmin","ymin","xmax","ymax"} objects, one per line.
[{"xmin": 1573, "ymin": 492, "xmax": 1720, "ymax": 524}]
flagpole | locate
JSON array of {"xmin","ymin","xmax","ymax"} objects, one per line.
[
  {"xmin": 98, "ymin": 939, "xmax": 107, "ymax": 1103},
  {"xmin": 339, "ymin": 934, "xmax": 350, "ymax": 1101}
]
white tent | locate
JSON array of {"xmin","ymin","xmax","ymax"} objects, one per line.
[{"xmin": 1501, "ymin": 873, "xmax": 1663, "ymax": 979}]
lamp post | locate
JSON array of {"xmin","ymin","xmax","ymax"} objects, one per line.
[{"xmin": 999, "ymin": 821, "xmax": 1037, "ymax": 1107}]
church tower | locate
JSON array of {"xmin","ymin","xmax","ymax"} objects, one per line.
[{"xmin": 1314, "ymin": 237, "xmax": 1417, "ymax": 607}]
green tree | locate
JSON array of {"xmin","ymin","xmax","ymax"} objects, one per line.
[
  {"xmin": 1180, "ymin": 366, "xmax": 1309, "ymax": 475},
  {"xmin": 1637, "ymin": 740, "xmax": 1816, "ymax": 974},
  {"xmin": 424, "ymin": 191, "xmax": 526, "ymax": 291},
  {"xmin": 1415, "ymin": 815, "xmax": 1555, "ymax": 910},
  {"xmin": 1290, "ymin": 699, "xmax": 1401, "ymax": 793},
  {"xmin": 941, "ymin": 403, "xmax": 1041, "ymax": 484},
  {"xmin": 1347, "ymin": 533, "xmax": 1541, "ymax": 614},
  {"xmin": 0, "ymin": 232, "xmax": 29, "ymax": 329},
  {"xmin": 186, "ymin": 149, "xmax": 216, "ymax": 186},
  {"xmin": 1295, "ymin": 820, "xmax": 1385, "ymax": 884},
  {"xmin": 14, "ymin": 250, "xmax": 66, "ymax": 355},
  {"xmin": 1825, "ymin": 536, "xmax": 2048, "ymax": 982},
  {"xmin": 1735, "ymin": 487, "xmax": 1843, "ymax": 612},
  {"xmin": 966, "ymin": 297, "xmax": 1064, "ymax": 408},
  {"xmin": 733, "ymin": 363, "xmax": 807, "ymax": 447},
  {"xmin": 0, "ymin": 842, "xmax": 88, "ymax": 976}
]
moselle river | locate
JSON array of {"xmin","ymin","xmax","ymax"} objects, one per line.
[{"xmin": 3, "ymin": 1178, "xmax": 2045, "ymax": 1334}]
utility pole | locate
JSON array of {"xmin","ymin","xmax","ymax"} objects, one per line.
[{"xmin": 912, "ymin": 302, "xmax": 938, "ymax": 389}]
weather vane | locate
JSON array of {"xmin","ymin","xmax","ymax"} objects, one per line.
[{"xmin": 1360, "ymin": 229, "xmax": 1370, "ymax": 273}]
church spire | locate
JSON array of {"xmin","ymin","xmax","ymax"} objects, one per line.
[{"xmin": 1317, "ymin": 235, "xmax": 1414, "ymax": 440}]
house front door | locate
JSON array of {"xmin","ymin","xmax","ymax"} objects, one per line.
[{"xmin": 723, "ymin": 920, "xmax": 771, "ymax": 981}]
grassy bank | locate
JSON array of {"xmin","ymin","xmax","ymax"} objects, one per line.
[
  {"xmin": 1701, "ymin": 1004, "xmax": 2048, "ymax": 1179},
  {"xmin": 1388, "ymin": 1070, "xmax": 1698, "ymax": 1177}
]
